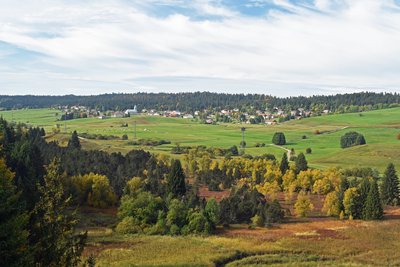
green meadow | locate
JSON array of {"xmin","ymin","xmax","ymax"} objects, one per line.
[{"xmin": 1, "ymin": 107, "xmax": 399, "ymax": 171}]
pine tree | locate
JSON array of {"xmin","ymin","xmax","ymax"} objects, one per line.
[
  {"xmin": 167, "ymin": 159, "xmax": 186, "ymax": 197},
  {"xmin": 272, "ymin": 132, "xmax": 286, "ymax": 145},
  {"xmin": 0, "ymin": 158, "xmax": 32, "ymax": 267},
  {"xmin": 279, "ymin": 153, "xmax": 289, "ymax": 175},
  {"xmin": 380, "ymin": 163, "xmax": 399, "ymax": 206},
  {"xmin": 363, "ymin": 181, "xmax": 383, "ymax": 220},
  {"xmin": 68, "ymin": 130, "xmax": 81, "ymax": 150},
  {"xmin": 295, "ymin": 153, "xmax": 308, "ymax": 174},
  {"xmin": 31, "ymin": 160, "xmax": 86, "ymax": 266}
]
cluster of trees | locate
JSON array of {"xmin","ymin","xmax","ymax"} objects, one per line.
[
  {"xmin": 29, "ymin": 129, "xmax": 167, "ymax": 197},
  {"xmin": 340, "ymin": 132, "xmax": 366, "ymax": 148},
  {"xmin": 116, "ymin": 160, "xmax": 220, "ymax": 235},
  {"xmin": 79, "ymin": 132, "xmax": 121, "ymax": 141},
  {"xmin": 129, "ymin": 138, "xmax": 171, "ymax": 146},
  {"xmin": 219, "ymin": 186, "xmax": 284, "ymax": 226},
  {"xmin": 1, "ymin": 92, "xmax": 399, "ymax": 114},
  {"xmin": 184, "ymin": 147, "xmax": 394, "ymax": 221},
  {"xmin": 0, "ymin": 118, "xmax": 87, "ymax": 266},
  {"xmin": 66, "ymin": 173, "xmax": 117, "ymax": 208},
  {"xmin": 321, "ymin": 163, "xmax": 399, "ymax": 220},
  {"xmin": 265, "ymin": 92, "xmax": 400, "ymax": 115}
]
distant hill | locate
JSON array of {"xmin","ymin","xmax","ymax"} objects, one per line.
[{"xmin": 0, "ymin": 91, "xmax": 399, "ymax": 113}]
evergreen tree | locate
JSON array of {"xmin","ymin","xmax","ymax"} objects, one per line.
[
  {"xmin": 68, "ymin": 131, "xmax": 81, "ymax": 150},
  {"xmin": 272, "ymin": 132, "xmax": 286, "ymax": 145},
  {"xmin": 10, "ymin": 140, "xmax": 45, "ymax": 210},
  {"xmin": 381, "ymin": 163, "xmax": 399, "ymax": 206},
  {"xmin": 279, "ymin": 153, "xmax": 289, "ymax": 175},
  {"xmin": 363, "ymin": 181, "xmax": 383, "ymax": 220},
  {"xmin": 167, "ymin": 159, "xmax": 186, "ymax": 197},
  {"xmin": 338, "ymin": 177, "xmax": 349, "ymax": 212},
  {"xmin": 0, "ymin": 158, "xmax": 32, "ymax": 267},
  {"xmin": 358, "ymin": 178, "xmax": 371, "ymax": 208},
  {"xmin": 295, "ymin": 153, "xmax": 308, "ymax": 174},
  {"xmin": 31, "ymin": 160, "xmax": 86, "ymax": 266}
]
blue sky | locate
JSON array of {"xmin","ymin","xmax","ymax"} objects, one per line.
[{"xmin": 0, "ymin": 0, "xmax": 400, "ymax": 96}]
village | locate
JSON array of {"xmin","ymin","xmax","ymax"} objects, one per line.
[{"xmin": 58, "ymin": 104, "xmax": 329, "ymax": 125}]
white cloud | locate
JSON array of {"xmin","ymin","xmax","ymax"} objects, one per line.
[{"xmin": 0, "ymin": 0, "xmax": 399, "ymax": 95}]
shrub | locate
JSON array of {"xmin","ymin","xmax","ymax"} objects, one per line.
[
  {"xmin": 302, "ymin": 135, "xmax": 307, "ymax": 139},
  {"xmin": 272, "ymin": 132, "xmax": 286, "ymax": 145},
  {"xmin": 242, "ymin": 154, "xmax": 253, "ymax": 159},
  {"xmin": 251, "ymin": 214, "xmax": 264, "ymax": 227},
  {"xmin": 306, "ymin": 148, "xmax": 312, "ymax": 154},
  {"xmin": 122, "ymin": 134, "xmax": 128, "ymax": 140},
  {"xmin": 116, "ymin": 217, "xmax": 142, "ymax": 234}
]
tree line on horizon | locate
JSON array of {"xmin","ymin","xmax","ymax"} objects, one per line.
[{"xmin": 0, "ymin": 91, "xmax": 399, "ymax": 113}]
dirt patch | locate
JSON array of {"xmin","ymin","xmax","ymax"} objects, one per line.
[
  {"xmin": 384, "ymin": 206, "xmax": 400, "ymax": 220},
  {"xmin": 219, "ymin": 219, "xmax": 361, "ymax": 241},
  {"xmin": 198, "ymin": 186, "xmax": 230, "ymax": 202}
]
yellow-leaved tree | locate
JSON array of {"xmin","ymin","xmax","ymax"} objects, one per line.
[{"xmin": 294, "ymin": 191, "xmax": 314, "ymax": 217}]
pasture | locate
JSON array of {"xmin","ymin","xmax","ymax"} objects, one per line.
[{"xmin": 0, "ymin": 107, "xmax": 399, "ymax": 171}]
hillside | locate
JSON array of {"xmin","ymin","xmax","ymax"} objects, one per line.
[{"xmin": 1, "ymin": 107, "xmax": 399, "ymax": 171}]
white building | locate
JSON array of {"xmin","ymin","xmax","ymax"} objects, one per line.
[{"xmin": 125, "ymin": 105, "xmax": 138, "ymax": 115}]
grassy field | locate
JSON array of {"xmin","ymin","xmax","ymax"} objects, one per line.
[
  {"xmin": 82, "ymin": 207, "xmax": 400, "ymax": 266},
  {"xmin": 1, "ymin": 107, "xmax": 399, "ymax": 171},
  {"xmin": 3, "ymin": 108, "xmax": 400, "ymax": 266}
]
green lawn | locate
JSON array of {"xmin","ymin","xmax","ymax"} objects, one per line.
[{"xmin": 1, "ymin": 107, "xmax": 399, "ymax": 171}]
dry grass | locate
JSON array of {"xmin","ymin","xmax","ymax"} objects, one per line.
[{"xmin": 82, "ymin": 207, "xmax": 400, "ymax": 266}]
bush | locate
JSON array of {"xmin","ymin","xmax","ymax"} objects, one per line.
[
  {"xmin": 272, "ymin": 132, "xmax": 286, "ymax": 145},
  {"xmin": 340, "ymin": 131, "xmax": 366, "ymax": 148},
  {"xmin": 306, "ymin": 148, "xmax": 312, "ymax": 154},
  {"xmin": 302, "ymin": 135, "xmax": 307, "ymax": 139},
  {"xmin": 251, "ymin": 214, "xmax": 264, "ymax": 227},
  {"xmin": 264, "ymin": 200, "xmax": 284, "ymax": 223},
  {"xmin": 129, "ymin": 138, "xmax": 171, "ymax": 146},
  {"xmin": 116, "ymin": 217, "xmax": 142, "ymax": 234},
  {"xmin": 257, "ymin": 154, "xmax": 276, "ymax": 161},
  {"xmin": 122, "ymin": 134, "xmax": 128, "ymax": 140}
]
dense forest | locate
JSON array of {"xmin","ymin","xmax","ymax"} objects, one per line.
[{"xmin": 0, "ymin": 92, "xmax": 399, "ymax": 113}]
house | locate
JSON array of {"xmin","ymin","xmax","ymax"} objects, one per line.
[
  {"xmin": 183, "ymin": 114, "xmax": 194, "ymax": 119},
  {"xmin": 169, "ymin": 111, "xmax": 181, "ymax": 117},
  {"xmin": 265, "ymin": 120, "xmax": 278, "ymax": 125},
  {"xmin": 221, "ymin": 109, "xmax": 231, "ymax": 115},
  {"xmin": 125, "ymin": 105, "xmax": 138, "ymax": 115}
]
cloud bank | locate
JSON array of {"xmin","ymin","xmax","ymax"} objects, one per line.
[{"xmin": 0, "ymin": 0, "xmax": 399, "ymax": 96}]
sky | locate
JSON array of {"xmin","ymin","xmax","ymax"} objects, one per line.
[{"xmin": 0, "ymin": 0, "xmax": 400, "ymax": 96}]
